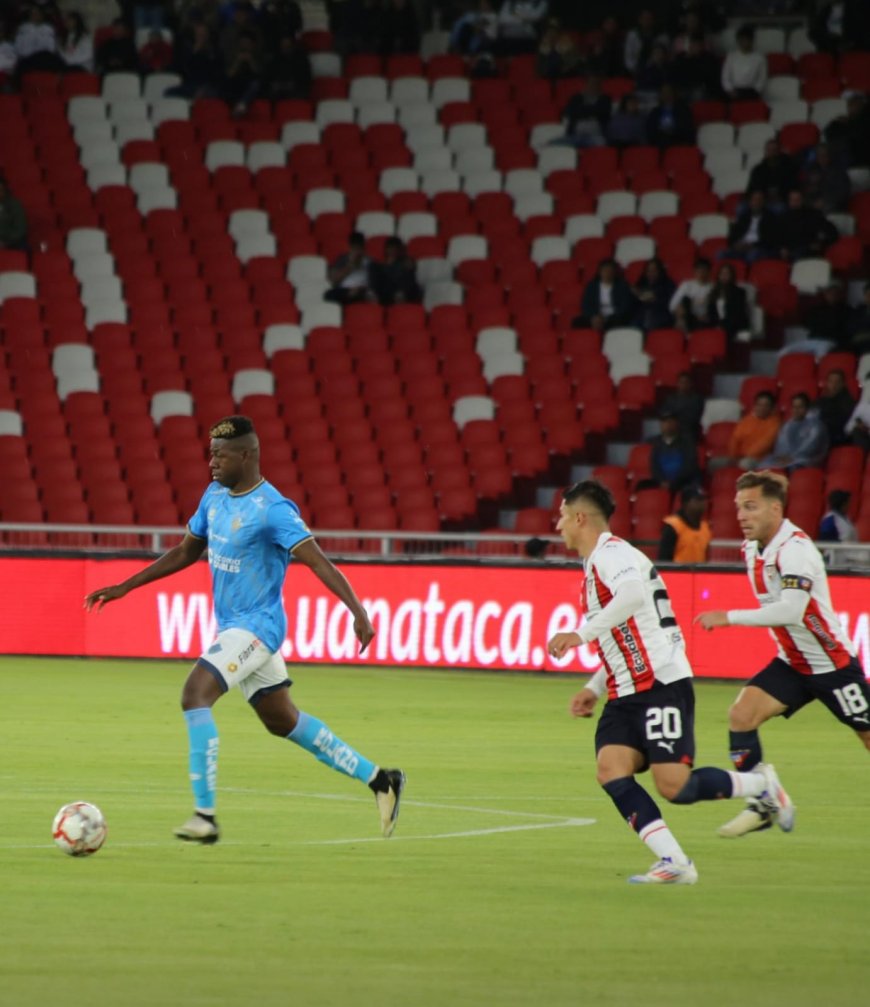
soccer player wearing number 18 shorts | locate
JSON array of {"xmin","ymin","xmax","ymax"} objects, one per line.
[
  {"xmin": 547, "ymin": 481, "xmax": 795, "ymax": 885},
  {"xmin": 696, "ymin": 470, "xmax": 870, "ymax": 838}
]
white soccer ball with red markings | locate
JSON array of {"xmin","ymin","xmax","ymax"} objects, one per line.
[{"xmin": 52, "ymin": 802, "xmax": 107, "ymax": 856}]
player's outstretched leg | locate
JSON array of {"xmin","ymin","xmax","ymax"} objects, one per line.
[
  {"xmin": 670, "ymin": 764, "xmax": 795, "ymax": 837},
  {"xmin": 174, "ymin": 707, "xmax": 221, "ymax": 844},
  {"xmin": 602, "ymin": 777, "xmax": 698, "ymax": 885}
]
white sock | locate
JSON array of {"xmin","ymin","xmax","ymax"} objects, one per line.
[
  {"xmin": 638, "ymin": 818, "xmax": 689, "ymax": 864},
  {"xmin": 728, "ymin": 770, "xmax": 767, "ymax": 798}
]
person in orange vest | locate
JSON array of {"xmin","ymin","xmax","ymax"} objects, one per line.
[{"xmin": 658, "ymin": 485, "xmax": 712, "ymax": 563}]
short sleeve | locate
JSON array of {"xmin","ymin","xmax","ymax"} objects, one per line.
[
  {"xmin": 187, "ymin": 488, "xmax": 212, "ymax": 539},
  {"xmin": 268, "ymin": 499, "xmax": 313, "ymax": 552},
  {"xmin": 595, "ymin": 540, "xmax": 644, "ymax": 593}
]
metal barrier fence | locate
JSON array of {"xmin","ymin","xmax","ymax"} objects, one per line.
[{"xmin": 0, "ymin": 522, "xmax": 867, "ymax": 569}]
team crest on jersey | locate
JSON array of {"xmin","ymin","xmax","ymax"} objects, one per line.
[
  {"xmin": 231, "ymin": 516, "xmax": 244, "ymax": 532},
  {"xmin": 208, "ymin": 507, "xmax": 217, "ymax": 521}
]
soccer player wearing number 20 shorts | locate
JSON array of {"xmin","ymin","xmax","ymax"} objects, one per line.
[
  {"xmin": 547, "ymin": 481, "xmax": 794, "ymax": 885},
  {"xmin": 696, "ymin": 470, "xmax": 869, "ymax": 838}
]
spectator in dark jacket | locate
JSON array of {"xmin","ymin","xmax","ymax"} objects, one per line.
[
  {"xmin": 95, "ymin": 18, "xmax": 138, "ymax": 73},
  {"xmin": 724, "ymin": 189, "xmax": 780, "ymax": 262},
  {"xmin": 649, "ymin": 410, "xmax": 701, "ymax": 493},
  {"xmin": 778, "ymin": 189, "xmax": 839, "ymax": 261},
  {"xmin": 704, "ymin": 262, "xmax": 750, "ymax": 338},
  {"xmin": 660, "ymin": 371, "xmax": 705, "ymax": 438},
  {"xmin": 0, "ymin": 174, "xmax": 27, "ymax": 250},
  {"xmin": 816, "ymin": 368, "xmax": 857, "ymax": 446},
  {"xmin": 586, "ymin": 15, "xmax": 625, "ymax": 77},
  {"xmin": 824, "ymin": 93, "xmax": 870, "ymax": 168},
  {"xmin": 265, "ymin": 32, "xmax": 311, "ymax": 100},
  {"xmin": 606, "ymin": 93, "xmax": 648, "ymax": 147},
  {"xmin": 646, "ymin": 83, "xmax": 695, "ymax": 148},
  {"xmin": 800, "ymin": 143, "xmax": 851, "ymax": 213},
  {"xmin": 370, "ymin": 237, "xmax": 422, "ymax": 305},
  {"xmin": 746, "ymin": 138, "xmax": 798, "ymax": 210},
  {"xmin": 171, "ymin": 20, "xmax": 223, "ymax": 98},
  {"xmin": 805, "ymin": 281, "xmax": 853, "ymax": 348},
  {"xmin": 560, "ymin": 75, "xmax": 612, "ymax": 148},
  {"xmin": 632, "ymin": 257, "xmax": 675, "ymax": 331},
  {"xmin": 574, "ymin": 258, "xmax": 636, "ymax": 332},
  {"xmin": 670, "ymin": 32, "xmax": 721, "ymax": 100},
  {"xmin": 380, "ymin": 0, "xmax": 420, "ymax": 55},
  {"xmin": 847, "ymin": 281, "xmax": 870, "ymax": 355}
]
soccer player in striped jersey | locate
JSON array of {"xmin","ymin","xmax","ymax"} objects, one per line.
[
  {"xmin": 696, "ymin": 470, "xmax": 870, "ymax": 837},
  {"xmin": 547, "ymin": 480, "xmax": 793, "ymax": 885},
  {"xmin": 85, "ymin": 416, "xmax": 405, "ymax": 844}
]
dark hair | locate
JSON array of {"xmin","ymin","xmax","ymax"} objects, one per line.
[
  {"xmin": 349, "ymin": 230, "xmax": 365, "ymax": 245},
  {"xmin": 828, "ymin": 489, "xmax": 850, "ymax": 512},
  {"xmin": 209, "ymin": 415, "xmax": 256, "ymax": 439},
  {"xmin": 736, "ymin": 470, "xmax": 788, "ymax": 506},
  {"xmin": 563, "ymin": 480, "xmax": 616, "ymax": 520},
  {"xmin": 737, "ymin": 24, "xmax": 755, "ymax": 40},
  {"xmin": 754, "ymin": 390, "xmax": 776, "ymax": 405},
  {"xmin": 694, "ymin": 257, "xmax": 711, "ymax": 270},
  {"xmin": 791, "ymin": 392, "xmax": 810, "ymax": 408}
]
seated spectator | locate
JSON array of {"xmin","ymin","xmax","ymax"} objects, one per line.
[
  {"xmin": 724, "ymin": 189, "xmax": 780, "ymax": 263},
  {"xmin": 844, "ymin": 374, "xmax": 870, "ymax": 452},
  {"xmin": 815, "ymin": 368, "xmax": 856, "ymax": 446},
  {"xmin": 805, "ymin": 281, "xmax": 852, "ymax": 348},
  {"xmin": 623, "ymin": 8, "xmax": 669, "ymax": 76},
  {"xmin": 646, "ymin": 83, "xmax": 695, "ymax": 148},
  {"xmin": 818, "ymin": 489, "xmax": 858, "ymax": 542},
  {"xmin": 139, "ymin": 29, "xmax": 173, "ymax": 73},
  {"xmin": 669, "ymin": 257, "xmax": 712, "ymax": 332},
  {"xmin": 721, "ymin": 24, "xmax": 766, "ymax": 100},
  {"xmin": 134, "ymin": 0, "xmax": 167, "ymax": 32},
  {"xmin": 0, "ymin": 175, "xmax": 27, "ymax": 251},
  {"xmin": 496, "ymin": 0, "xmax": 548, "ymax": 56},
  {"xmin": 224, "ymin": 31, "xmax": 263, "ymax": 114},
  {"xmin": 0, "ymin": 20, "xmax": 18, "ymax": 78},
  {"xmin": 558, "ymin": 75, "xmax": 611, "ymax": 148},
  {"xmin": 670, "ymin": 32, "xmax": 720, "ymax": 101},
  {"xmin": 261, "ymin": 0, "xmax": 303, "ymax": 42},
  {"xmin": 703, "ymin": 262, "xmax": 750, "ymax": 338},
  {"xmin": 586, "ymin": 15, "xmax": 625, "ymax": 77},
  {"xmin": 59, "ymin": 11, "xmax": 93, "ymax": 72},
  {"xmin": 265, "ymin": 32, "xmax": 311, "ymax": 100},
  {"xmin": 760, "ymin": 392, "xmax": 829, "ymax": 471},
  {"xmin": 847, "ymin": 281, "xmax": 870, "ymax": 356},
  {"xmin": 825, "ymin": 92, "xmax": 870, "ymax": 168},
  {"xmin": 220, "ymin": 3, "xmax": 264, "ymax": 65},
  {"xmin": 606, "ymin": 93, "xmax": 647, "ymax": 148},
  {"xmin": 777, "ymin": 189, "xmax": 839, "ymax": 261},
  {"xmin": 727, "ymin": 390, "xmax": 781, "ymax": 469},
  {"xmin": 649, "ymin": 410, "xmax": 701, "ymax": 493},
  {"xmin": 658, "ymin": 485, "xmax": 712, "ymax": 562},
  {"xmin": 171, "ymin": 20, "xmax": 223, "ymax": 99},
  {"xmin": 670, "ymin": 8, "xmax": 708, "ymax": 55},
  {"xmin": 536, "ymin": 17, "xmax": 581, "ymax": 79},
  {"xmin": 451, "ymin": 1, "xmax": 498, "ymax": 55},
  {"xmin": 810, "ymin": 1, "xmax": 870, "ymax": 55},
  {"xmin": 96, "ymin": 19, "xmax": 138, "ymax": 74},
  {"xmin": 370, "ymin": 237, "xmax": 422, "ymax": 305},
  {"xmin": 573, "ymin": 258, "xmax": 635, "ymax": 332},
  {"xmin": 632, "ymin": 257, "xmax": 675, "ymax": 331},
  {"xmin": 800, "ymin": 143, "xmax": 851, "ymax": 214},
  {"xmin": 325, "ymin": 231, "xmax": 375, "ymax": 305},
  {"xmin": 660, "ymin": 371, "xmax": 705, "ymax": 438},
  {"xmin": 746, "ymin": 138, "xmax": 798, "ymax": 211},
  {"xmin": 15, "ymin": 2, "xmax": 61, "ymax": 73},
  {"xmin": 635, "ymin": 45, "xmax": 673, "ymax": 102},
  {"xmin": 380, "ymin": 0, "xmax": 420, "ymax": 56}
]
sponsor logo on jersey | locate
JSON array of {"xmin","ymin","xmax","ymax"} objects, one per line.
[
  {"xmin": 208, "ymin": 549, "xmax": 241, "ymax": 573},
  {"xmin": 805, "ymin": 612, "xmax": 838, "ymax": 651},
  {"xmin": 618, "ymin": 622, "xmax": 649, "ymax": 673},
  {"xmin": 237, "ymin": 638, "xmax": 261, "ymax": 664}
]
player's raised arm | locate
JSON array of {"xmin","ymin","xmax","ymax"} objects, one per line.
[
  {"xmin": 84, "ymin": 532, "xmax": 207, "ymax": 611},
  {"xmin": 292, "ymin": 538, "xmax": 375, "ymax": 653}
]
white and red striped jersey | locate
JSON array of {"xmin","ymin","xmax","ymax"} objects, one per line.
[
  {"xmin": 736, "ymin": 518, "xmax": 855, "ymax": 675},
  {"xmin": 580, "ymin": 533, "xmax": 692, "ymax": 700}
]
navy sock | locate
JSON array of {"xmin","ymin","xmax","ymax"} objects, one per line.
[
  {"xmin": 729, "ymin": 729, "xmax": 762, "ymax": 771},
  {"xmin": 672, "ymin": 767, "xmax": 735, "ymax": 804},
  {"xmin": 602, "ymin": 776, "xmax": 663, "ymax": 834}
]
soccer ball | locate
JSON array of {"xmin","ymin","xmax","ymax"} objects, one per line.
[{"xmin": 52, "ymin": 802, "xmax": 107, "ymax": 856}]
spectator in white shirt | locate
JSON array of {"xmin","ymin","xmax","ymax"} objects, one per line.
[
  {"xmin": 721, "ymin": 25, "xmax": 767, "ymax": 100},
  {"xmin": 0, "ymin": 21, "xmax": 17, "ymax": 76},
  {"xmin": 14, "ymin": 4, "xmax": 57, "ymax": 60},
  {"xmin": 669, "ymin": 258, "xmax": 713, "ymax": 332},
  {"xmin": 59, "ymin": 11, "xmax": 94, "ymax": 72},
  {"xmin": 497, "ymin": 0, "xmax": 548, "ymax": 55}
]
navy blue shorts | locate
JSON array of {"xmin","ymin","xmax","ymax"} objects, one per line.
[
  {"xmin": 595, "ymin": 678, "xmax": 696, "ymax": 770},
  {"xmin": 750, "ymin": 658, "xmax": 870, "ymax": 731}
]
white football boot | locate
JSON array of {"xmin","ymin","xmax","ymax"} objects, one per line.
[
  {"xmin": 628, "ymin": 858, "xmax": 699, "ymax": 885},
  {"xmin": 174, "ymin": 813, "xmax": 220, "ymax": 844}
]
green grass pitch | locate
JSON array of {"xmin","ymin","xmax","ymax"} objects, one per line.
[{"xmin": 2, "ymin": 656, "xmax": 868, "ymax": 1007}]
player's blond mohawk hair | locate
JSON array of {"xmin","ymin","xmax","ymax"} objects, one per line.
[{"xmin": 209, "ymin": 416, "xmax": 256, "ymax": 439}]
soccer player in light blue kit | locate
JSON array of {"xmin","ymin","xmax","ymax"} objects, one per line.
[{"xmin": 85, "ymin": 416, "xmax": 405, "ymax": 844}]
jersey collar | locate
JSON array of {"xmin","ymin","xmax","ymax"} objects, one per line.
[
  {"xmin": 760, "ymin": 517, "xmax": 798, "ymax": 560},
  {"xmin": 228, "ymin": 477, "xmax": 266, "ymax": 498}
]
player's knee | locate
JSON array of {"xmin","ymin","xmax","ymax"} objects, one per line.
[
  {"xmin": 668, "ymin": 774, "xmax": 699, "ymax": 804},
  {"xmin": 728, "ymin": 702, "xmax": 759, "ymax": 732}
]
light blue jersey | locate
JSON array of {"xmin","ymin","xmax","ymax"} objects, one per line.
[{"xmin": 188, "ymin": 479, "xmax": 313, "ymax": 653}]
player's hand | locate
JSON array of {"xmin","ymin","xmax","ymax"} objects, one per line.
[
  {"xmin": 547, "ymin": 631, "xmax": 582, "ymax": 658},
  {"xmin": 570, "ymin": 688, "xmax": 598, "ymax": 718},
  {"xmin": 694, "ymin": 610, "xmax": 729, "ymax": 631},
  {"xmin": 84, "ymin": 584, "xmax": 128, "ymax": 612},
  {"xmin": 354, "ymin": 613, "xmax": 375, "ymax": 653}
]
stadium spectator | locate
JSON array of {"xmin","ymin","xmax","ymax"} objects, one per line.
[
  {"xmin": 219, "ymin": 2, "xmax": 263, "ymax": 67},
  {"xmin": 805, "ymin": 281, "xmax": 852, "ymax": 348},
  {"xmin": 332, "ymin": 0, "xmax": 382, "ymax": 55},
  {"xmin": 95, "ymin": 18, "xmax": 138, "ymax": 73},
  {"xmin": 724, "ymin": 190, "xmax": 780, "ymax": 263},
  {"xmin": 844, "ymin": 375, "xmax": 870, "ymax": 452},
  {"xmin": 574, "ymin": 258, "xmax": 635, "ymax": 332},
  {"xmin": 818, "ymin": 489, "xmax": 858, "ymax": 542},
  {"xmin": 558, "ymin": 75, "xmax": 611, "ymax": 148},
  {"xmin": 261, "ymin": 0, "xmax": 303, "ymax": 41},
  {"xmin": 170, "ymin": 20, "xmax": 223, "ymax": 98},
  {"xmin": 669, "ymin": 257, "xmax": 712, "ymax": 332},
  {"xmin": 0, "ymin": 175, "xmax": 28, "ymax": 251},
  {"xmin": 0, "ymin": 20, "xmax": 18, "ymax": 78},
  {"xmin": 369, "ymin": 237, "xmax": 422, "ymax": 306},
  {"xmin": 746, "ymin": 138, "xmax": 798, "ymax": 211},
  {"xmin": 326, "ymin": 231, "xmax": 375, "ymax": 305},
  {"xmin": 649, "ymin": 410, "xmax": 701, "ymax": 493},
  {"xmin": 726, "ymin": 390, "xmax": 781, "ymax": 469},
  {"xmin": 586, "ymin": 15, "xmax": 625, "ymax": 78},
  {"xmin": 670, "ymin": 7, "xmax": 707, "ymax": 55},
  {"xmin": 14, "ymin": 2, "xmax": 61, "ymax": 73},
  {"xmin": 721, "ymin": 24, "xmax": 766, "ymax": 100},
  {"xmin": 623, "ymin": 8, "xmax": 668, "ymax": 76},
  {"xmin": 800, "ymin": 143, "xmax": 851, "ymax": 214},
  {"xmin": 815, "ymin": 368, "xmax": 856, "ymax": 447},
  {"xmin": 646, "ymin": 83, "xmax": 695, "ymax": 148},
  {"xmin": 380, "ymin": 0, "xmax": 420, "ymax": 56},
  {"xmin": 670, "ymin": 32, "xmax": 720, "ymax": 101},
  {"xmin": 703, "ymin": 262, "xmax": 749, "ymax": 339},
  {"xmin": 847, "ymin": 282, "xmax": 870, "ymax": 355},
  {"xmin": 825, "ymin": 93, "xmax": 870, "ymax": 168},
  {"xmin": 760, "ymin": 392, "xmax": 829, "ymax": 471},
  {"xmin": 59, "ymin": 11, "xmax": 93, "ymax": 71},
  {"xmin": 810, "ymin": 1, "xmax": 870, "ymax": 55},
  {"xmin": 606, "ymin": 93, "xmax": 647, "ymax": 147},
  {"xmin": 224, "ymin": 31, "xmax": 263, "ymax": 114},
  {"xmin": 138, "ymin": 28, "xmax": 173, "ymax": 73},
  {"xmin": 635, "ymin": 44, "xmax": 673, "ymax": 102},
  {"xmin": 496, "ymin": 0, "xmax": 548, "ymax": 56},
  {"xmin": 536, "ymin": 17, "xmax": 581, "ymax": 79},
  {"xmin": 451, "ymin": 1, "xmax": 498, "ymax": 55},
  {"xmin": 777, "ymin": 189, "xmax": 838, "ymax": 262},
  {"xmin": 631, "ymin": 257, "xmax": 675, "ymax": 331},
  {"xmin": 264, "ymin": 32, "xmax": 311, "ymax": 100},
  {"xmin": 660, "ymin": 371, "xmax": 705, "ymax": 438},
  {"xmin": 658, "ymin": 485, "xmax": 711, "ymax": 562}
]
